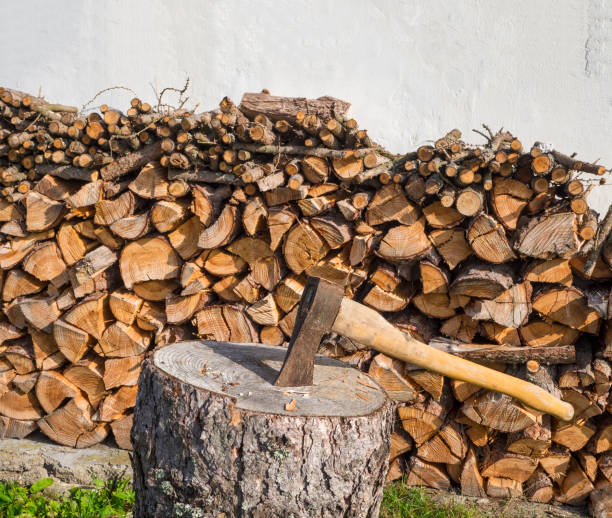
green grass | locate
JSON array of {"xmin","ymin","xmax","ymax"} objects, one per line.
[
  {"xmin": 1, "ymin": 477, "xmax": 545, "ymax": 518},
  {"xmin": 381, "ymin": 481, "xmax": 487, "ymax": 518},
  {"xmin": 380, "ymin": 481, "xmax": 550, "ymax": 518},
  {"xmin": 0, "ymin": 477, "xmax": 134, "ymax": 518}
]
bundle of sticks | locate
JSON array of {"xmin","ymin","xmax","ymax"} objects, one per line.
[{"xmin": 1, "ymin": 86, "xmax": 611, "ymax": 511}]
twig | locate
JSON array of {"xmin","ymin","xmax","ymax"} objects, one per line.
[
  {"xmin": 80, "ymin": 86, "xmax": 137, "ymax": 114},
  {"xmin": 157, "ymin": 77, "xmax": 190, "ymax": 113},
  {"xmin": 483, "ymin": 124, "xmax": 495, "ymax": 140},
  {"xmin": 23, "ymin": 113, "xmax": 41, "ymax": 132},
  {"xmin": 472, "ymin": 129, "xmax": 491, "ymax": 142}
]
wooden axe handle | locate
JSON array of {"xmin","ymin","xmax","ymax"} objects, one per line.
[{"xmin": 334, "ymin": 298, "xmax": 574, "ymax": 421}]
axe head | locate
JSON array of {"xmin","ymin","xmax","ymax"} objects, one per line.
[{"xmin": 274, "ymin": 276, "xmax": 344, "ymax": 387}]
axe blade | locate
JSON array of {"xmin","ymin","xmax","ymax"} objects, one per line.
[{"xmin": 273, "ymin": 276, "xmax": 344, "ymax": 387}]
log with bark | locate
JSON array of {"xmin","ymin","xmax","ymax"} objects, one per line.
[{"xmin": 132, "ymin": 341, "xmax": 393, "ymax": 517}]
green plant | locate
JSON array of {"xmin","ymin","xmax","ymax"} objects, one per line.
[
  {"xmin": 381, "ymin": 481, "xmax": 486, "ymax": 518},
  {"xmin": 0, "ymin": 477, "xmax": 133, "ymax": 518}
]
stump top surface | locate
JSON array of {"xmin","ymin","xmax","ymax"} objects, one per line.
[{"xmin": 154, "ymin": 341, "xmax": 388, "ymax": 417}]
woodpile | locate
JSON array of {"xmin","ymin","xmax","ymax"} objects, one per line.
[{"xmin": 1, "ymin": 85, "xmax": 611, "ymax": 512}]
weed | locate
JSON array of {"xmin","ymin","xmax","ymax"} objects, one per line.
[
  {"xmin": 381, "ymin": 481, "xmax": 488, "ymax": 518},
  {"xmin": 0, "ymin": 477, "xmax": 134, "ymax": 517}
]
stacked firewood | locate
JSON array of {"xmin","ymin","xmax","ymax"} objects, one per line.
[{"xmin": 1, "ymin": 87, "xmax": 612, "ymax": 512}]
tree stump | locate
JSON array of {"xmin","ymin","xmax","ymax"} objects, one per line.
[{"xmin": 131, "ymin": 340, "xmax": 394, "ymax": 517}]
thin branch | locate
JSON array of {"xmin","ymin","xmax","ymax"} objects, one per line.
[
  {"xmin": 156, "ymin": 77, "xmax": 190, "ymax": 113},
  {"xmin": 472, "ymin": 129, "xmax": 491, "ymax": 142},
  {"xmin": 80, "ymin": 86, "xmax": 137, "ymax": 114}
]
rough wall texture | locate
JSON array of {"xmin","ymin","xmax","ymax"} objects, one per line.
[{"xmin": 0, "ymin": 0, "xmax": 610, "ymax": 211}]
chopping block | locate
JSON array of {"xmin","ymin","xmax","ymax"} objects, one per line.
[{"xmin": 132, "ymin": 277, "xmax": 573, "ymax": 518}]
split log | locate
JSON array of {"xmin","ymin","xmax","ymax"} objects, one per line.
[
  {"xmin": 0, "ymin": 390, "xmax": 43, "ymax": 420},
  {"xmin": 557, "ymin": 458, "xmax": 594, "ymax": 505},
  {"xmin": 540, "ymin": 450, "xmax": 571, "ymax": 482},
  {"xmin": 22, "ymin": 241, "xmax": 67, "ymax": 285},
  {"xmin": 405, "ymin": 370, "xmax": 444, "ymax": 401},
  {"xmin": 552, "ymin": 419, "xmax": 596, "ymax": 451},
  {"xmin": 0, "ymin": 416, "xmax": 37, "ymax": 439},
  {"xmin": 419, "ymin": 261, "xmax": 449, "ymax": 294},
  {"xmin": 192, "ymin": 184, "xmax": 231, "ymax": 227},
  {"xmin": 461, "ymin": 448, "xmax": 487, "ymax": 497},
  {"xmin": 198, "ymin": 205, "xmax": 240, "ymax": 249},
  {"xmin": 35, "ymin": 371, "xmax": 79, "ymax": 413},
  {"xmin": 18, "ymin": 297, "xmax": 62, "ymax": 333},
  {"xmin": 63, "ymin": 357, "xmax": 106, "ymax": 408},
  {"xmin": 53, "ymin": 319, "xmax": 94, "ymax": 363},
  {"xmin": 532, "ymin": 286, "xmax": 601, "ymax": 334},
  {"xmin": 422, "ymin": 202, "xmax": 464, "ymax": 229},
  {"xmin": 95, "ymin": 191, "xmax": 135, "ymax": 226},
  {"xmin": 450, "ymin": 261, "xmax": 514, "ymax": 299},
  {"xmin": 405, "ymin": 457, "xmax": 451, "ymax": 490},
  {"xmin": 486, "ymin": 477, "xmax": 522, "ymax": 498},
  {"xmin": 151, "ymin": 200, "xmax": 189, "ymax": 233},
  {"xmin": 412, "ymin": 294, "xmax": 456, "ymax": 319},
  {"xmin": 283, "ymin": 223, "xmax": 329, "ymax": 274},
  {"xmin": 524, "ymin": 468, "xmax": 554, "ymax": 503},
  {"xmin": 481, "ymin": 448, "xmax": 538, "ymax": 482},
  {"xmin": 417, "ymin": 420, "xmax": 467, "ymax": 465},
  {"xmin": 465, "ymin": 281, "xmax": 531, "ymax": 328},
  {"xmin": 467, "ymin": 213, "xmax": 516, "ymax": 263},
  {"xmin": 480, "ymin": 322, "xmax": 522, "ymax": 346},
  {"xmin": 514, "ymin": 212, "xmax": 581, "ymax": 259},
  {"xmin": 584, "ymin": 205, "xmax": 612, "ymax": 277},
  {"xmin": 520, "ymin": 320, "xmax": 580, "ymax": 348},
  {"xmin": 37, "ymin": 395, "xmax": 100, "ymax": 447},
  {"xmin": 491, "ymin": 178, "xmax": 533, "ymax": 230},
  {"xmin": 98, "ymin": 322, "xmax": 151, "ymax": 357},
  {"xmin": 110, "ymin": 413, "xmax": 133, "ymax": 450},
  {"xmin": 95, "ymin": 385, "xmax": 138, "ymax": 421},
  {"xmin": 366, "ymin": 184, "xmax": 418, "ymax": 226},
  {"xmin": 3, "ymin": 346, "xmax": 35, "ymax": 375},
  {"xmin": 128, "ymin": 162, "xmax": 169, "ymax": 199},
  {"xmin": 378, "ymin": 218, "xmax": 431, "ymax": 261},
  {"xmin": 56, "ymin": 223, "xmax": 91, "ymax": 266},
  {"xmin": 119, "ymin": 236, "xmax": 180, "ymax": 289},
  {"xmin": 109, "ymin": 290, "xmax": 143, "ymax": 325},
  {"xmin": 368, "ymin": 354, "xmax": 418, "ymax": 402},
  {"xmin": 25, "ymin": 192, "xmax": 64, "ymax": 231},
  {"xmin": 523, "ymin": 258, "xmax": 573, "ymax": 286},
  {"xmin": 440, "ymin": 315, "xmax": 478, "ymax": 343},
  {"xmin": 428, "ymin": 229, "xmax": 472, "ymax": 270},
  {"xmin": 103, "ymin": 355, "xmax": 144, "ymax": 389},
  {"xmin": 461, "ymin": 391, "xmax": 538, "ymax": 432},
  {"xmin": 194, "ymin": 305, "xmax": 257, "ymax": 342},
  {"xmin": 363, "ymin": 283, "xmax": 412, "ymax": 312},
  {"xmin": 63, "ymin": 293, "xmax": 112, "ymax": 340},
  {"xmin": 398, "ymin": 390, "xmax": 453, "ymax": 445},
  {"xmin": 506, "ymin": 415, "xmax": 551, "ymax": 456}
]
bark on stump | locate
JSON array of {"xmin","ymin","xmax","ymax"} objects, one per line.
[{"xmin": 131, "ymin": 341, "xmax": 394, "ymax": 517}]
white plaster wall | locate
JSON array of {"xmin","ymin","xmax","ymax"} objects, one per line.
[{"xmin": 1, "ymin": 0, "xmax": 610, "ymax": 212}]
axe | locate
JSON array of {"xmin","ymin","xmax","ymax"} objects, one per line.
[{"xmin": 275, "ymin": 276, "xmax": 574, "ymax": 421}]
